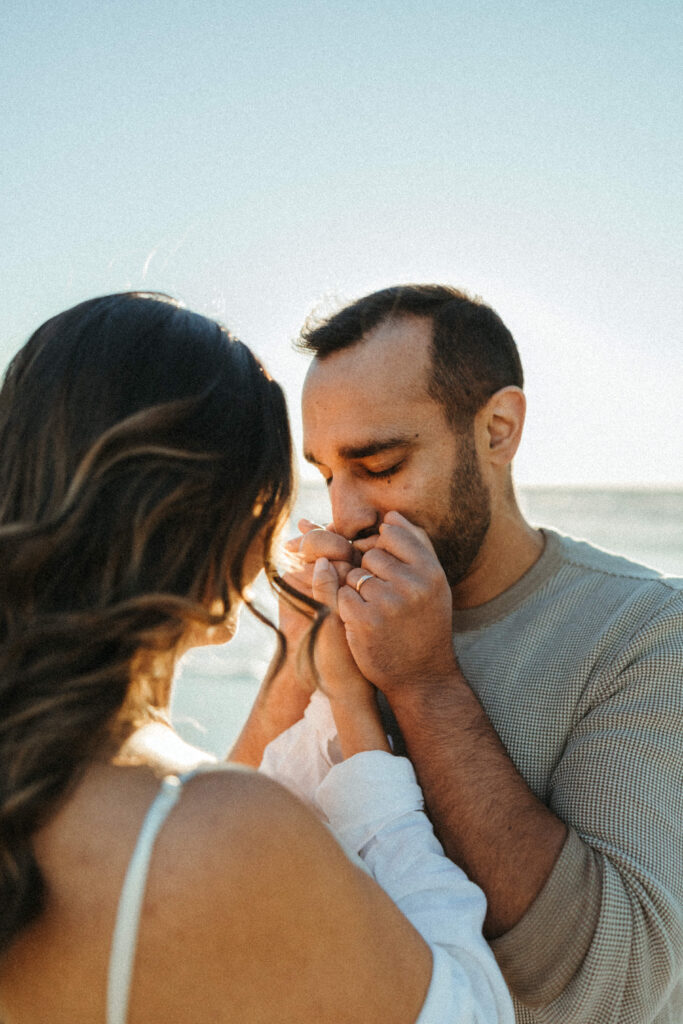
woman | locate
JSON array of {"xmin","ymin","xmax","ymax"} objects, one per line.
[{"xmin": 0, "ymin": 292, "xmax": 512, "ymax": 1023}]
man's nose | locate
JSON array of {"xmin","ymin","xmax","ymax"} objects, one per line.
[{"xmin": 328, "ymin": 479, "xmax": 380, "ymax": 542}]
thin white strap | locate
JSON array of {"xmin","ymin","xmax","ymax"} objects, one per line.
[{"xmin": 106, "ymin": 775, "xmax": 184, "ymax": 1024}]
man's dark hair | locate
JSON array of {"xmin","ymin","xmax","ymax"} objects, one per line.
[{"xmin": 297, "ymin": 284, "xmax": 524, "ymax": 429}]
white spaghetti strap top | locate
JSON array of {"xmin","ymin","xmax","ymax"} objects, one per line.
[
  {"xmin": 107, "ymin": 772, "xmax": 186, "ymax": 1024},
  {"xmin": 107, "ymin": 762, "xmax": 250, "ymax": 1024}
]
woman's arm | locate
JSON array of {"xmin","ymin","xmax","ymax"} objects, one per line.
[
  {"xmin": 155, "ymin": 767, "xmax": 510, "ymax": 1023},
  {"xmin": 258, "ymin": 555, "xmax": 389, "ymax": 794},
  {"xmin": 228, "ymin": 649, "xmax": 312, "ymax": 766},
  {"xmin": 230, "ymin": 523, "xmax": 359, "ymax": 767},
  {"xmin": 317, "ymin": 752, "xmax": 514, "ymax": 1023}
]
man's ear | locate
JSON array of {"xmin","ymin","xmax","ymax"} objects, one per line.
[{"xmin": 476, "ymin": 386, "xmax": 526, "ymax": 467}]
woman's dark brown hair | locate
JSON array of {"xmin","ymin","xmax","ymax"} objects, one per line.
[{"xmin": 0, "ymin": 292, "xmax": 295, "ymax": 955}]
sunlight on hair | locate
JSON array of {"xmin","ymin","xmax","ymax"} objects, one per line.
[{"xmin": 118, "ymin": 720, "xmax": 214, "ymax": 772}]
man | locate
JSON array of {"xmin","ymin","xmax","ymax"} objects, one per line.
[{"xmin": 232, "ymin": 285, "xmax": 683, "ymax": 1024}]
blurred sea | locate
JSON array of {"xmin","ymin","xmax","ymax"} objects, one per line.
[{"xmin": 172, "ymin": 483, "xmax": 683, "ymax": 757}]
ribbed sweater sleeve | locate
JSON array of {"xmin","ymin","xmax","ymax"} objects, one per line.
[{"xmin": 489, "ymin": 589, "xmax": 683, "ymax": 1023}]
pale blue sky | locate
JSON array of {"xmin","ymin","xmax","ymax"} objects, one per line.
[{"xmin": 2, "ymin": 0, "xmax": 681, "ymax": 484}]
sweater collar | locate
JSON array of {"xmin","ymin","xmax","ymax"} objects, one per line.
[{"xmin": 451, "ymin": 529, "xmax": 565, "ymax": 633}]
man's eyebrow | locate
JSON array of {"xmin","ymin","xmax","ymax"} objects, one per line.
[
  {"xmin": 339, "ymin": 436, "xmax": 412, "ymax": 460},
  {"xmin": 304, "ymin": 436, "xmax": 413, "ymax": 466}
]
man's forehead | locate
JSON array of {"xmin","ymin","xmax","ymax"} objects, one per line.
[{"xmin": 303, "ymin": 315, "xmax": 433, "ymax": 397}]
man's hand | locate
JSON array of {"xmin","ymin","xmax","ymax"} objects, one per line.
[
  {"xmin": 334, "ymin": 512, "xmax": 567, "ymax": 941},
  {"xmin": 338, "ymin": 511, "xmax": 458, "ymax": 695}
]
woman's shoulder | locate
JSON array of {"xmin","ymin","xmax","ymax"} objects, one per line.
[
  {"xmin": 140, "ymin": 762, "xmax": 352, "ymax": 928},
  {"xmin": 154, "ymin": 761, "xmax": 349, "ymax": 903},
  {"xmin": 145, "ymin": 764, "xmax": 431, "ymax": 1022},
  {"xmin": 5, "ymin": 758, "xmax": 431, "ymax": 1024},
  {"xmin": 166, "ymin": 759, "xmax": 322, "ymax": 840}
]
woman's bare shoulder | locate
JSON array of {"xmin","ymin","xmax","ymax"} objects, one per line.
[
  {"xmin": 136, "ymin": 765, "xmax": 432, "ymax": 1024},
  {"xmin": 157, "ymin": 762, "xmax": 328, "ymax": 860},
  {"xmin": 3, "ymin": 763, "xmax": 431, "ymax": 1024},
  {"xmin": 149, "ymin": 764, "xmax": 353, "ymax": 916}
]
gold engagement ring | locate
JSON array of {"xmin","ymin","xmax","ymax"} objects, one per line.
[{"xmin": 355, "ymin": 572, "xmax": 375, "ymax": 596}]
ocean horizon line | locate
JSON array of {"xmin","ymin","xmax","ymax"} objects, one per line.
[
  {"xmin": 297, "ymin": 477, "xmax": 683, "ymax": 493},
  {"xmin": 516, "ymin": 482, "xmax": 683, "ymax": 492}
]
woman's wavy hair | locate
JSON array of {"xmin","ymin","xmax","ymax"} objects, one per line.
[{"xmin": 0, "ymin": 292, "xmax": 297, "ymax": 955}]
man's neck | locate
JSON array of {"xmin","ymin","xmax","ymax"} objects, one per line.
[{"xmin": 451, "ymin": 508, "xmax": 545, "ymax": 611}]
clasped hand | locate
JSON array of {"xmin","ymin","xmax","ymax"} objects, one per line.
[{"xmin": 285, "ymin": 512, "xmax": 457, "ymax": 703}]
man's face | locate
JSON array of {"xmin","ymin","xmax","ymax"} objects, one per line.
[{"xmin": 302, "ymin": 315, "xmax": 491, "ymax": 586}]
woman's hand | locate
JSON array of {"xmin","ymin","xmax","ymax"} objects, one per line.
[
  {"xmin": 311, "ymin": 557, "xmax": 390, "ymax": 758},
  {"xmin": 277, "ymin": 519, "xmax": 357, "ymax": 690},
  {"xmin": 310, "ymin": 558, "xmax": 373, "ymax": 706}
]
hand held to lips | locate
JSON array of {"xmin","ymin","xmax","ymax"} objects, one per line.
[
  {"xmin": 284, "ymin": 520, "xmax": 358, "ymax": 592},
  {"xmin": 279, "ymin": 521, "xmax": 353, "ymax": 634},
  {"xmin": 338, "ymin": 511, "xmax": 457, "ymax": 696},
  {"xmin": 274, "ymin": 521, "xmax": 360, "ymax": 697}
]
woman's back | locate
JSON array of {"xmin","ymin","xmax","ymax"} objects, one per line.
[
  {"xmin": 0, "ymin": 291, "xmax": 308, "ymax": 1018},
  {"xmin": 0, "ymin": 755, "xmax": 431, "ymax": 1024}
]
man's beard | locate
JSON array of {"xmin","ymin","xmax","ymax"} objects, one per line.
[{"xmin": 430, "ymin": 433, "xmax": 491, "ymax": 587}]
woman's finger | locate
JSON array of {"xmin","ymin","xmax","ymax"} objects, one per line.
[
  {"xmin": 311, "ymin": 557, "xmax": 340, "ymax": 612},
  {"xmin": 298, "ymin": 518, "xmax": 327, "ymax": 534},
  {"xmin": 301, "ymin": 528, "xmax": 353, "ymax": 564},
  {"xmin": 352, "ymin": 534, "xmax": 382, "ymax": 555}
]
